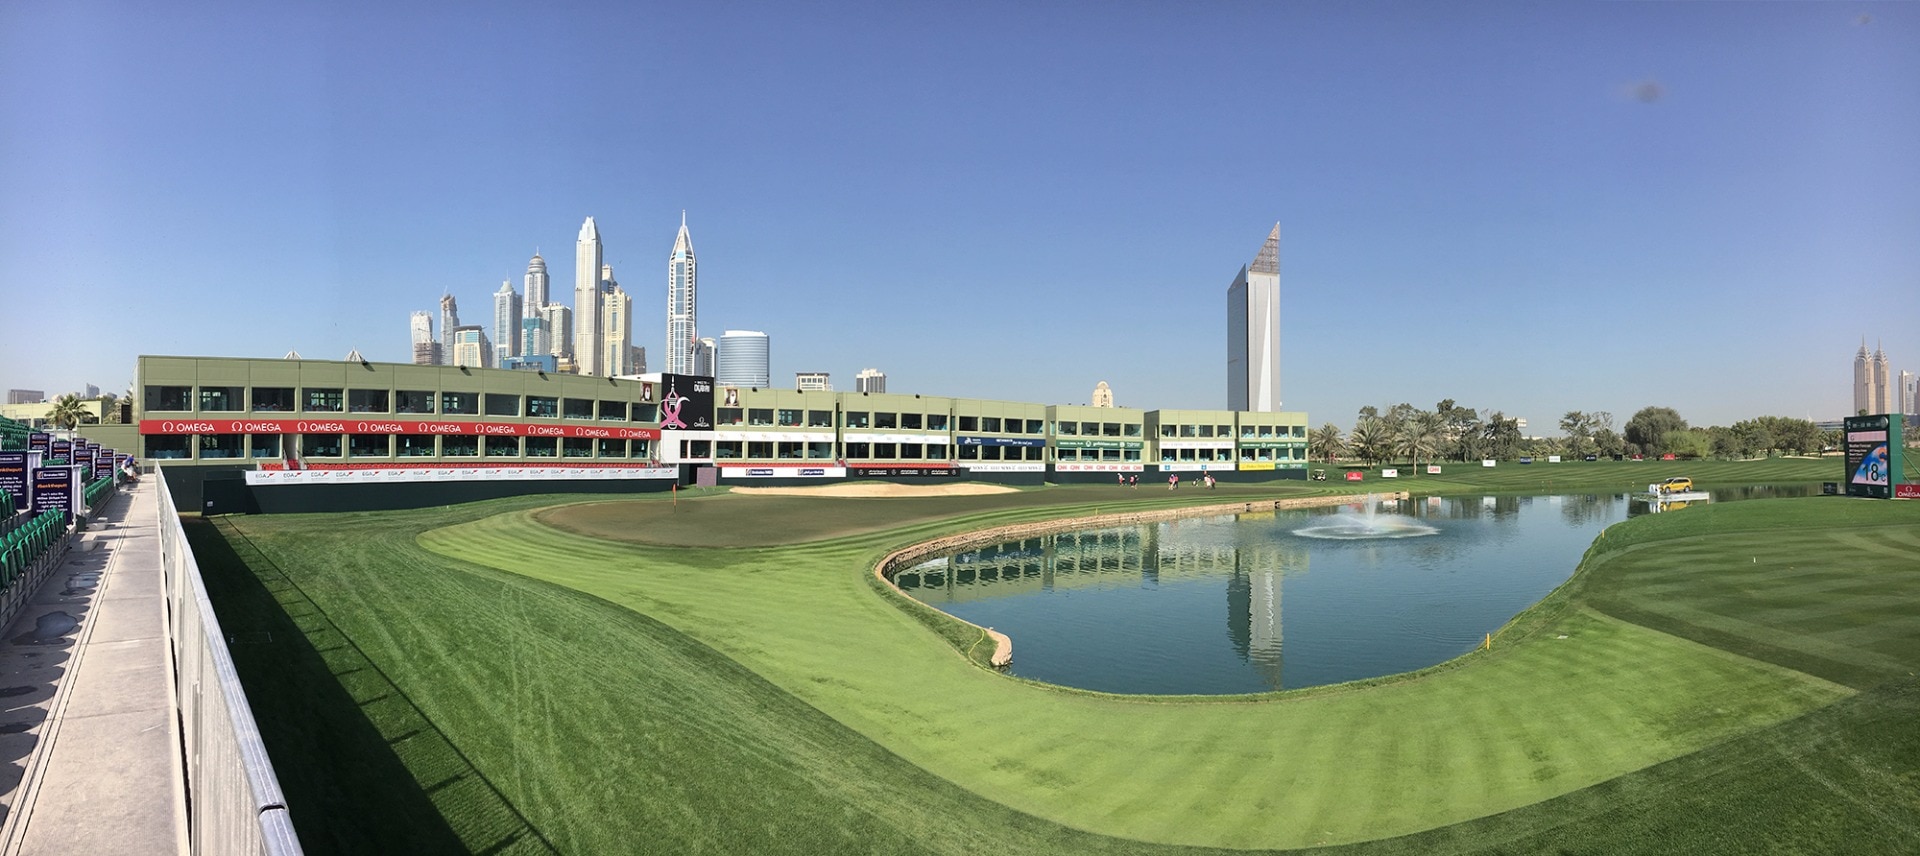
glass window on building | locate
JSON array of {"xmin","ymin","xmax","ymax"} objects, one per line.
[
  {"xmin": 632, "ymin": 403, "xmax": 658, "ymax": 423},
  {"xmin": 629, "ymin": 440, "xmax": 651, "ymax": 459},
  {"xmin": 249, "ymin": 434, "xmax": 281, "ymax": 458},
  {"xmin": 777, "ymin": 441, "xmax": 803, "ymax": 459},
  {"xmin": 563, "ymin": 398, "xmax": 593, "ymax": 419},
  {"xmin": 747, "ymin": 441, "xmax": 773, "ymax": 459},
  {"xmin": 927, "ymin": 443, "xmax": 948, "ymax": 459},
  {"xmin": 980, "ymin": 417, "xmax": 1001, "ymax": 433},
  {"xmin": 806, "ymin": 410, "xmax": 833, "ymax": 428},
  {"xmin": 1027, "ymin": 446, "xmax": 1046, "ymax": 461},
  {"xmin": 485, "ymin": 394, "xmax": 519, "ymax": 417},
  {"xmin": 1124, "ymin": 423, "xmax": 1142, "ymax": 437},
  {"xmin": 145, "ymin": 435, "xmax": 191, "ymax": 459},
  {"xmin": 747, "ymin": 408, "xmax": 773, "ymax": 427},
  {"xmin": 144, "ymin": 386, "xmax": 191, "ymax": 412},
  {"xmin": 396, "ymin": 390, "xmax": 435, "ymax": 414},
  {"xmin": 958, "ymin": 444, "xmax": 979, "ymax": 460},
  {"xmin": 525, "ymin": 437, "xmax": 558, "ymax": 457},
  {"xmin": 302, "ymin": 434, "xmax": 342, "ymax": 457},
  {"xmin": 1179, "ymin": 424, "xmax": 1198, "ymax": 438},
  {"xmin": 1124, "ymin": 449, "xmax": 1140, "ymax": 462},
  {"xmin": 776, "ymin": 408, "xmax": 802, "ymax": 427},
  {"xmin": 846, "ymin": 442, "xmax": 871, "ymax": 458},
  {"xmin": 563, "ymin": 438, "xmax": 594, "ymax": 458},
  {"xmin": 900, "ymin": 443, "xmax": 923, "ymax": 459},
  {"xmin": 485, "ymin": 436, "xmax": 520, "ymax": 457},
  {"xmin": 714, "ymin": 441, "xmax": 742, "ymax": 459},
  {"xmin": 1197, "ymin": 425, "xmax": 1214, "ymax": 438},
  {"xmin": 442, "ymin": 435, "xmax": 479, "ymax": 457},
  {"xmin": 805, "ymin": 442, "xmax": 833, "ymax": 459},
  {"xmin": 1026, "ymin": 419, "xmax": 1045, "ymax": 434},
  {"xmin": 901, "ymin": 413, "xmax": 922, "ymax": 430},
  {"xmin": 597, "ymin": 401, "xmax": 626, "ymax": 421},
  {"xmin": 1101, "ymin": 423, "xmax": 1120, "ymax": 437},
  {"xmin": 874, "ymin": 412, "xmax": 897, "ymax": 429},
  {"xmin": 874, "ymin": 443, "xmax": 898, "ymax": 459},
  {"xmin": 1057, "ymin": 421, "xmax": 1078, "ymax": 436},
  {"xmin": 199, "ymin": 434, "xmax": 243, "ymax": 458},
  {"xmin": 348, "ymin": 434, "xmax": 390, "ymax": 457},
  {"xmin": 199, "ymin": 387, "xmax": 243, "ymax": 412},
  {"xmin": 526, "ymin": 396, "xmax": 558, "ymax": 417},
  {"xmin": 1160, "ymin": 425, "xmax": 1178, "ymax": 438},
  {"xmin": 845, "ymin": 411, "xmax": 870, "ymax": 428},
  {"xmin": 598, "ymin": 439, "xmax": 625, "ymax": 457},
  {"xmin": 252, "ymin": 387, "xmax": 294, "ymax": 412},
  {"xmin": 348, "ymin": 389, "xmax": 389, "ymax": 413},
  {"xmin": 685, "ymin": 440, "xmax": 710, "ymax": 458},
  {"xmin": 1101, "ymin": 449, "xmax": 1121, "ymax": 461},
  {"xmin": 979, "ymin": 446, "xmax": 1002, "ymax": 461},
  {"xmin": 442, "ymin": 392, "xmax": 478, "ymax": 415},
  {"xmin": 928, "ymin": 414, "xmax": 950, "ymax": 431},
  {"xmin": 397, "ymin": 434, "xmax": 436, "ymax": 457},
  {"xmin": 1055, "ymin": 448, "xmax": 1076, "ymax": 462},
  {"xmin": 303, "ymin": 389, "xmax": 343, "ymax": 412},
  {"xmin": 717, "ymin": 408, "xmax": 743, "ymax": 426}
]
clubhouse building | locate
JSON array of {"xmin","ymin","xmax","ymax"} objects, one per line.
[{"xmin": 93, "ymin": 356, "xmax": 1309, "ymax": 512}]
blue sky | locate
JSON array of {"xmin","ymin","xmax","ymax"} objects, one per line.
[{"xmin": 4, "ymin": 1, "xmax": 1917, "ymax": 431}]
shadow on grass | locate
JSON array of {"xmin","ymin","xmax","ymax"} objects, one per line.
[{"xmin": 188, "ymin": 518, "xmax": 556, "ymax": 855}]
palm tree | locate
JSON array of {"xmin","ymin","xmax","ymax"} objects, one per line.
[
  {"xmin": 1309, "ymin": 423, "xmax": 1345, "ymax": 464},
  {"xmin": 1399, "ymin": 412, "xmax": 1443, "ymax": 474},
  {"xmin": 1347, "ymin": 418, "xmax": 1391, "ymax": 467},
  {"xmin": 48, "ymin": 394, "xmax": 92, "ymax": 430}
]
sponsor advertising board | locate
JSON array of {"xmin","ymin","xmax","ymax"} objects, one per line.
[
  {"xmin": 852, "ymin": 466, "xmax": 961, "ymax": 478},
  {"xmin": 1843, "ymin": 414, "xmax": 1904, "ymax": 499},
  {"xmin": 1896, "ymin": 484, "xmax": 1919, "ymax": 499},
  {"xmin": 1052, "ymin": 462, "xmax": 1145, "ymax": 472},
  {"xmin": 1345, "ymin": 471, "xmax": 1363, "ymax": 481},
  {"xmin": 1427, "ymin": 465, "xmax": 1442, "ymax": 474},
  {"xmin": 28, "ymin": 433, "xmax": 49, "ymax": 455},
  {"xmin": 1381, "ymin": 468, "xmax": 1399, "ymax": 478},
  {"xmin": 956, "ymin": 436, "xmax": 1046, "ymax": 448},
  {"xmin": 49, "ymin": 439, "xmax": 71, "ymax": 464},
  {"xmin": 657, "ymin": 374, "xmax": 714, "ymax": 431},
  {"xmin": 720, "ymin": 466, "xmax": 847, "ymax": 479},
  {"xmin": 243, "ymin": 465, "xmax": 678, "ymax": 485},
  {"xmin": 140, "ymin": 419, "xmax": 660, "ymax": 440},
  {"xmin": 960, "ymin": 462, "xmax": 1046, "ymax": 473}
]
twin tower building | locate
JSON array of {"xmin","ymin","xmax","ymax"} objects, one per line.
[{"xmin": 489, "ymin": 215, "xmax": 701, "ymax": 379}]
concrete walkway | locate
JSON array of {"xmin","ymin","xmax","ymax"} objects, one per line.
[{"xmin": 0, "ymin": 481, "xmax": 188, "ymax": 856}]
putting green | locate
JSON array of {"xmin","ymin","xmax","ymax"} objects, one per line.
[{"xmin": 421, "ymin": 497, "xmax": 1851, "ymax": 848}]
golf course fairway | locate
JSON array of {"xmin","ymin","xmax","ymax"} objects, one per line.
[{"xmin": 190, "ymin": 478, "xmax": 1920, "ymax": 854}]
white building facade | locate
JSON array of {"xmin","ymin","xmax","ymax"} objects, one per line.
[
  {"xmin": 1227, "ymin": 224, "xmax": 1282, "ymax": 412},
  {"xmin": 666, "ymin": 213, "xmax": 698, "ymax": 375}
]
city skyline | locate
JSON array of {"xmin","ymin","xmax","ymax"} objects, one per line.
[{"xmin": 4, "ymin": 3, "xmax": 1917, "ymax": 429}]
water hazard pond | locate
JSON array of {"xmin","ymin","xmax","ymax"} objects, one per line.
[{"xmin": 895, "ymin": 493, "xmax": 1685, "ymax": 695}]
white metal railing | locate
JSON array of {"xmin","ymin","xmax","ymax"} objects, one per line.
[{"xmin": 156, "ymin": 467, "xmax": 303, "ymax": 855}]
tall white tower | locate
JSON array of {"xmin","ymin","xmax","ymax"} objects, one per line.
[
  {"xmin": 409, "ymin": 311, "xmax": 437, "ymax": 365},
  {"xmin": 601, "ymin": 264, "xmax": 634, "ymax": 376},
  {"xmin": 667, "ymin": 212, "xmax": 698, "ymax": 375},
  {"xmin": 1227, "ymin": 224, "xmax": 1282, "ymax": 412},
  {"xmin": 493, "ymin": 280, "xmax": 521, "ymax": 363},
  {"xmin": 522, "ymin": 252, "xmax": 549, "ymax": 358},
  {"xmin": 439, "ymin": 294, "xmax": 461, "ymax": 367},
  {"xmin": 574, "ymin": 217, "xmax": 604, "ymax": 375}
]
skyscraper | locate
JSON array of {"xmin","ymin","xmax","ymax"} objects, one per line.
[
  {"xmin": 574, "ymin": 217, "xmax": 604, "ymax": 375},
  {"xmin": 543, "ymin": 304, "xmax": 573, "ymax": 360},
  {"xmin": 409, "ymin": 311, "xmax": 438, "ymax": 365},
  {"xmin": 493, "ymin": 280, "xmax": 522, "ymax": 363},
  {"xmin": 1898, "ymin": 370, "xmax": 1916, "ymax": 423},
  {"xmin": 1855, "ymin": 339, "xmax": 1891, "ymax": 415},
  {"xmin": 439, "ymin": 294, "xmax": 461, "ymax": 366},
  {"xmin": 796, "ymin": 372, "xmax": 831, "ymax": 391},
  {"xmin": 667, "ymin": 212, "xmax": 698, "ymax": 375},
  {"xmin": 692, "ymin": 337, "xmax": 715, "ymax": 376},
  {"xmin": 601, "ymin": 265, "xmax": 634, "ymax": 376},
  {"xmin": 1227, "ymin": 224, "xmax": 1282, "ymax": 412},
  {"xmin": 716, "ymin": 330, "xmax": 770, "ymax": 387},
  {"xmin": 855, "ymin": 368, "xmax": 886, "ymax": 394},
  {"xmin": 449, "ymin": 325, "xmax": 490, "ymax": 368},
  {"xmin": 522, "ymin": 252, "xmax": 549, "ymax": 358}
]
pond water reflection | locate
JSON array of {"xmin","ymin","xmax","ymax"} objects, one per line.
[{"xmin": 896, "ymin": 494, "xmax": 1636, "ymax": 695}]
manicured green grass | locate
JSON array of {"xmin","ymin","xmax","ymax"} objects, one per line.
[{"xmin": 198, "ymin": 480, "xmax": 1920, "ymax": 853}]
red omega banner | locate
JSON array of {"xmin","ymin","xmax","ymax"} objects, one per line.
[{"xmin": 140, "ymin": 419, "xmax": 660, "ymax": 441}]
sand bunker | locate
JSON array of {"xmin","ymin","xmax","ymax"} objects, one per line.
[{"xmin": 731, "ymin": 482, "xmax": 1021, "ymax": 498}]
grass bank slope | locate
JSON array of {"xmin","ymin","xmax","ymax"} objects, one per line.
[{"xmin": 423, "ymin": 495, "xmax": 1844, "ymax": 849}]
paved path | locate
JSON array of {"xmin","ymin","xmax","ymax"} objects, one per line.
[{"xmin": 0, "ymin": 482, "xmax": 188, "ymax": 856}]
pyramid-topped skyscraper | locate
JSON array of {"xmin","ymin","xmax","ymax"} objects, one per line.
[{"xmin": 1228, "ymin": 224, "xmax": 1282, "ymax": 411}]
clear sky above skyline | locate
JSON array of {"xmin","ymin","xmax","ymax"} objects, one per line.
[{"xmin": 4, "ymin": 1, "xmax": 1917, "ymax": 431}]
